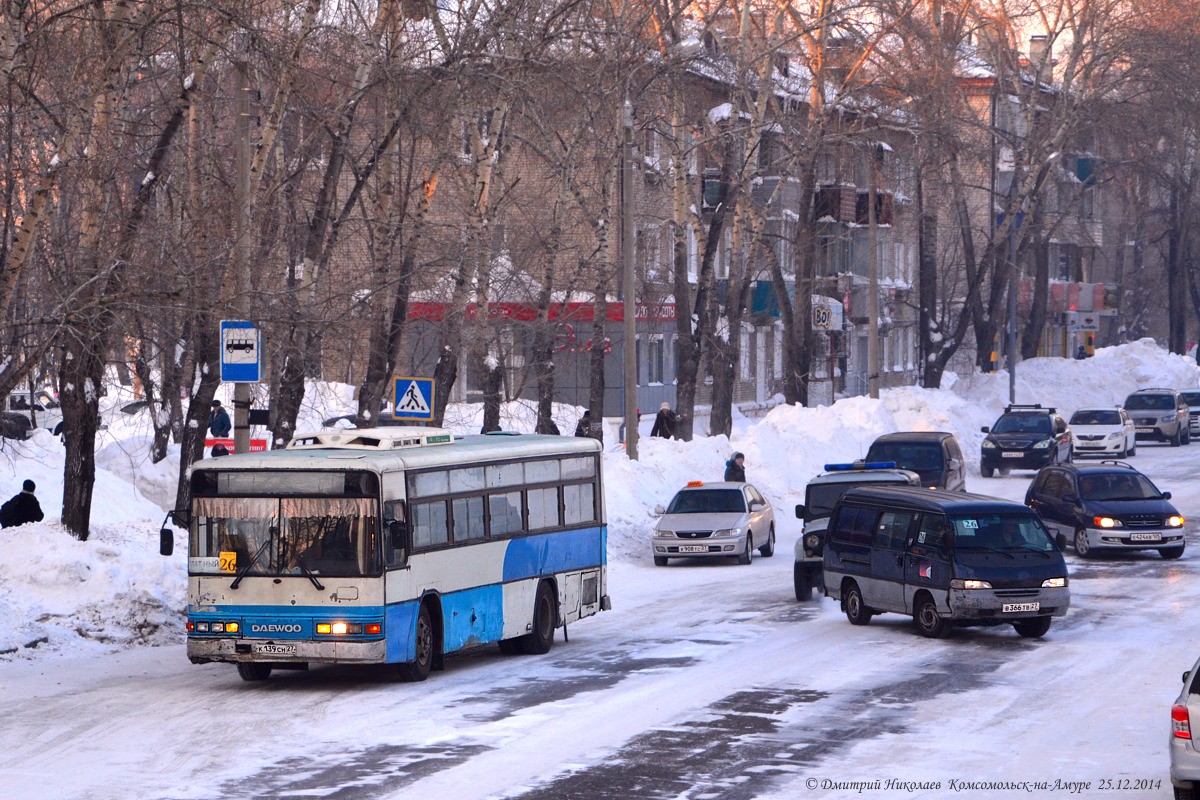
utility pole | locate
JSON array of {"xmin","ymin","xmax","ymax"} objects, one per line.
[
  {"xmin": 622, "ymin": 97, "xmax": 638, "ymax": 460},
  {"xmin": 867, "ymin": 144, "xmax": 880, "ymax": 399},
  {"xmin": 1007, "ymin": 228, "xmax": 1018, "ymax": 405},
  {"xmin": 233, "ymin": 59, "xmax": 253, "ymax": 454}
]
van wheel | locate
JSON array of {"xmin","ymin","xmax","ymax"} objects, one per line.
[
  {"xmin": 843, "ymin": 582, "xmax": 871, "ymax": 625},
  {"xmin": 653, "ymin": 556, "xmax": 668, "ymax": 566},
  {"xmin": 1174, "ymin": 785, "xmax": 1195, "ymax": 800},
  {"xmin": 1161, "ymin": 546, "xmax": 1186, "ymax": 560},
  {"xmin": 398, "ymin": 604, "xmax": 435, "ymax": 681},
  {"xmin": 737, "ymin": 535, "xmax": 753, "ymax": 565},
  {"xmin": 794, "ymin": 563, "xmax": 812, "ymax": 602},
  {"xmin": 1013, "ymin": 616, "xmax": 1052, "ymax": 638},
  {"xmin": 521, "ymin": 582, "xmax": 556, "ymax": 655},
  {"xmin": 1074, "ymin": 528, "xmax": 1093, "ymax": 559},
  {"xmin": 236, "ymin": 662, "xmax": 272, "ymax": 682},
  {"xmin": 913, "ymin": 593, "xmax": 947, "ymax": 638},
  {"xmin": 981, "ymin": 463, "xmax": 994, "ymax": 478},
  {"xmin": 759, "ymin": 527, "xmax": 775, "ymax": 557}
]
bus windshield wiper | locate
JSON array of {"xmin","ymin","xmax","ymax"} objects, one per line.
[
  {"xmin": 231, "ymin": 533, "xmax": 275, "ymax": 590},
  {"xmin": 293, "ymin": 554, "xmax": 325, "ymax": 591}
]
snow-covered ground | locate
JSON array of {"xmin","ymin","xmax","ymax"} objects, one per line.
[{"xmin": 0, "ymin": 339, "xmax": 1197, "ymax": 799}]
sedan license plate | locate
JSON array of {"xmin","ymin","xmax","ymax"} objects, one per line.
[
  {"xmin": 1130, "ymin": 533, "xmax": 1162, "ymax": 542},
  {"xmin": 678, "ymin": 544, "xmax": 709, "ymax": 553},
  {"xmin": 1002, "ymin": 602, "xmax": 1040, "ymax": 613},
  {"xmin": 1002, "ymin": 451, "xmax": 1024, "ymax": 458},
  {"xmin": 255, "ymin": 643, "xmax": 297, "ymax": 656}
]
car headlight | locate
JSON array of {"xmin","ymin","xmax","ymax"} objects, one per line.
[
  {"xmin": 1093, "ymin": 516, "xmax": 1122, "ymax": 528},
  {"xmin": 1033, "ymin": 439, "xmax": 1051, "ymax": 449},
  {"xmin": 654, "ymin": 528, "xmax": 672, "ymax": 538},
  {"xmin": 982, "ymin": 440, "xmax": 997, "ymax": 449},
  {"xmin": 1042, "ymin": 577, "xmax": 1067, "ymax": 588},
  {"xmin": 1163, "ymin": 414, "xmax": 1178, "ymax": 423},
  {"xmin": 714, "ymin": 528, "xmax": 740, "ymax": 538},
  {"xmin": 805, "ymin": 533, "xmax": 820, "ymax": 549},
  {"xmin": 950, "ymin": 579, "xmax": 992, "ymax": 589},
  {"xmin": 1168, "ymin": 515, "xmax": 1185, "ymax": 528},
  {"xmin": 1107, "ymin": 432, "xmax": 1122, "ymax": 440}
]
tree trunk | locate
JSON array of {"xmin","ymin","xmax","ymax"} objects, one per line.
[
  {"xmin": 1169, "ymin": 188, "xmax": 1187, "ymax": 354},
  {"xmin": 59, "ymin": 332, "xmax": 106, "ymax": 540},
  {"xmin": 917, "ymin": 166, "xmax": 943, "ymax": 388},
  {"xmin": 479, "ymin": 349, "xmax": 502, "ymax": 433},
  {"xmin": 174, "ymin": 323, "xmax": 221, "ymax": 520},
  {"xmin": 587, "ymin": 271, "xmax": 607, "ymax": 441},
  {"xmin": 1021, "ymin": 233, "xmax": 1050, "ymax": 359}
]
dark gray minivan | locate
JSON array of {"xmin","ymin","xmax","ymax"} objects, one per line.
[{"xmin": 823, "ymin": 487, "xmax": 1070, "ymax": 638}]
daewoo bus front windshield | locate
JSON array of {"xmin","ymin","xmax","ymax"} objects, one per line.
[{"xmin": 189, "ymin": 496, "xmax": 379, "ymax": 577}]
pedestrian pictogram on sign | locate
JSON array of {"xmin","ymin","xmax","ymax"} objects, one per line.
[{"xmin": 393, "ymin": 378, "xmax": 435, "ymax": 421}]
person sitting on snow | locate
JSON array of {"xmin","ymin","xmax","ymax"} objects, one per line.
[{"xmin": 0, "ymin": 480, "xmax": 44, "ymax": 528}]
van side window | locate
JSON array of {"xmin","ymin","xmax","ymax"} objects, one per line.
[
  {"xmin": 873, "ymin": 511, "xmax": 915, "ymax": 550},
  {"xmin": 914, "ymin": 513, "xmax": 948, "ymax": 549},
  {"xmin": 832, "ymin": 506, "xmax": 876, "ymax": 545}
]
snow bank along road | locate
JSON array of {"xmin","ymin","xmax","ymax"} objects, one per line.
[{"xmin": 2, "ymin": 446, "xmax": 1197, "ymax": 800}]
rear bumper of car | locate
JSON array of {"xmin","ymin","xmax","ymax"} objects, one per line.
[{"xmin": 1171, "ymin": 733, "xmax": 1200, "ymax": 786}]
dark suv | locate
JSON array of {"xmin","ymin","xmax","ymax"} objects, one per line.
[
  {"xmin": 1025, "ymin": 461, "xmax": 1185, "ymax": 559},
  {"xmin": 1124, "ymin": 388, "xmax": 1190, "ymax": 446},
  {"xmin": 980, "ymin": 405, "xmax": 1072, "ymax": 477},
  {"xmin": 863, "ymin": 432, "xmax": 967, "ymax": 491}
]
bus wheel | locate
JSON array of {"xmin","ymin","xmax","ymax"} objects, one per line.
[
  {"xmin": 521, "ymin": 582, "xmax": 557, "ymax": 655},
  {"xmin": 237, "ymin": 662, "xmax": 272, "ymax": 682},
  {"xmin": 398, "ymin": 604, "xmax": 435, "ymax": 682}
]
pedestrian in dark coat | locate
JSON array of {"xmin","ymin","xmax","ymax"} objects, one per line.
[
  {"xmin": 574, "ymin": 410, "xmax": 592, "ymax": 438},
  {"xmin": 209, "ymin": 400, "xmax": 231, "ymax": 437},
  {"xmin": 650, "ymin": 402, "xmax": 677, "ymax": 439},
  {"xmin": 724, "ymin": 452, "xmax": 746, "ymax": 483},
  {"xmin": 0, "ymin": 480, "xmax": 44, "ymax": 528}
]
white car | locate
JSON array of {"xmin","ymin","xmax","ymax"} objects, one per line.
[
  {"xmin": 1069, "ymin": 407, "xmax": 1136, "ymax": 458},
  {"xmin": 651, "ymin": 481, "xmax": 775, "ymax": 566},
  {"xmin": 6, "ymin": 390, "xmax": 63, "ymax": 434},
  {"xmin": 1172, "ymin": 657, "xmax": 1200, "ymax": 799}
]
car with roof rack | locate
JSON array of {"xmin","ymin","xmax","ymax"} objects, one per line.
[
  {"xmin": 1069, "ymin": 407, "xmax": 1136, "ymax": 458},
  {"xmin": 1124, "ymin": 388, "xmax": 1191, "ymax": 446},
  {"xmin": 651, "ymin": 480, "xmax": 775, "ymax": 566},
  {"xmin": 792, "ymin": 461, "xmax": 921, "ymax": 601},
  {"xmin": 980, "ymin": 404, "xmax": 1072, "ymax": 477},
  {"xmin": 1025, "ymin": 460, "xmax": 1185, "ymax": 559}
]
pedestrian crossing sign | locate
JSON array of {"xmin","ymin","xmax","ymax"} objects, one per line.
[{"xmin": 393, "ymin": 377, "xmax": 435, "ymax": 422}]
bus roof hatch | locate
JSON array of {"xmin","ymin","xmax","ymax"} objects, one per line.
[{"xmin": 287, "ymin": 427, "xmax": 456, "ymax": 451}]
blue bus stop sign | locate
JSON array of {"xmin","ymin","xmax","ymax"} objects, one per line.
[
  {"xmin": 220, "ymin": 321, "xmax": 261, "ymax": 383},
  {"xmin": 393, "ymin": 377, "xmax": 435, "ymax": 422}
]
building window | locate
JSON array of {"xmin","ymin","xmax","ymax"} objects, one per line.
[{"xmin": 648, "ymin": 335, "xmax": 665, "ymax": 384}]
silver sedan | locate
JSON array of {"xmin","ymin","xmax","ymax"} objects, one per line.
[{"xmin": 651, "ymin": 482, "xmax": 775, "ymax": 566}]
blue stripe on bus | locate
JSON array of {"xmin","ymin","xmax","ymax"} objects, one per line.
[
  {"xmin": 501, "ymin": 526, "xmax": 605, "ymax": 582},
  {"xmin": 440, "ymin": 585, "xmax": 505, "ymax": 653}
]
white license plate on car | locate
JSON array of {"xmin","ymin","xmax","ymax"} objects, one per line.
[
  {"xmin": 1002, "ymin": 451, "xmax": 1024, "ymax": 458},
  {"xmin": 678, "ymin": 545, "xmax": 709, "ymax": 553},
  {"xmin": 1130, "ymin": 533, "xmax": 1162, "ymax": 542},
  {"xmin": 255, "ymin": 643, "xmax": 297, "ymax": 656},
  {"xmin": 1002, "ymin": 602, "xmax": 1040, "ymax": 613}
]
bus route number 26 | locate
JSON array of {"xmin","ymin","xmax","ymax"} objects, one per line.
[{"xmin": 219, "ymin": 551, "xmax": 237, "ymax": 572}]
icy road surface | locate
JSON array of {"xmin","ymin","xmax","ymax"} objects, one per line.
[{"xmin": 3, "ymin": 446, "xmax": 1197, "ymax": 800}]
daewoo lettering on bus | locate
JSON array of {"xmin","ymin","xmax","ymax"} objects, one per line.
[{"xmin": 160, "ymin": 427, "xmax": 610, "ymax": 682}]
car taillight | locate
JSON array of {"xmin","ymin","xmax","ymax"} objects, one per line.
[{"xmin": 1173, "ymin": 704, "xmax": 1192, "ymax": 739}]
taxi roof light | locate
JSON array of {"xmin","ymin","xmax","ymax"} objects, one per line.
[{"xmin": 686, "ymin": 480, "xmax": 704, "ymax": 487}]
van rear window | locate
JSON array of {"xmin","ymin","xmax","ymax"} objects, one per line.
[{"xmin": 832, "ymin": 506, "xmax": 877, "ymax": 545}]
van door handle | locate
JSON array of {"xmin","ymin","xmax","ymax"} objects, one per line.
[{"xmin": 896, "ymin": 554, "xmax": 904, "ymax": 567}]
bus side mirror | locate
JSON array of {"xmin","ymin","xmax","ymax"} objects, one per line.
[
  {"xmin": 795, "ymin": 504, "xmax": 806, "ymax": 519},
  {"xmin": 160, "ymin": 529, "xmax": 174, "ymax": 557}
]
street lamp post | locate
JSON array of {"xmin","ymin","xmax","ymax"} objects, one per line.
[{"xmin": 622, "ymin": 96, "xmax": 638, "ymax": 460}]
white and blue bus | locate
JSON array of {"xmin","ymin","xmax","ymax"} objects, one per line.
[{"xmin": 174, "ymin": 427, "xmax": 608, "ymax": 682}]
